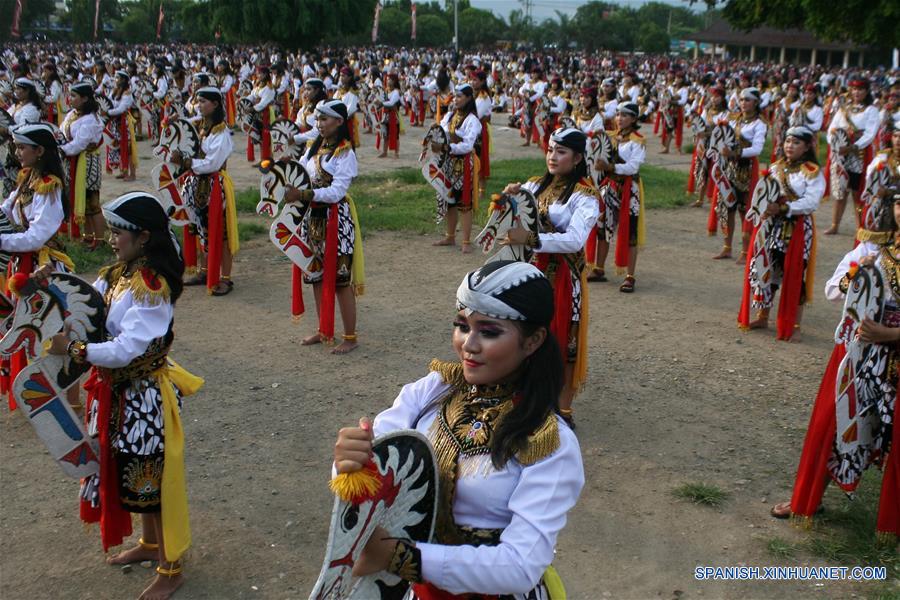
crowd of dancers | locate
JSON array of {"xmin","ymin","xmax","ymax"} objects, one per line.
[{"xmin": 0, "ymin": 41, "xmax": 898, "ymax": 599}]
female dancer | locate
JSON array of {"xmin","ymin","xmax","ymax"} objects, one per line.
[
  {"xmin": 41, "ymin": 62, "xmax": 64, "ymax": 125},
  {"xmin": 46, "ymin": 191, "xmax": 202, "ymax": 600},
  {"xmin": 713, "ymin": 87, "xmax": 767, "ymax": 262},
  {"xmin": 336, "ymin": 67, "xmax": 361, "ymax": 147},
  {"xmin": 472, "ymin": 70, "xmax": 492, "ymax": 181},
  {"xmin": 247, "ymin": 66, "xmax": 275, "ymax": 163},
  {"xmin": 769, "ymin": 187, "xmax": 898, "ymax": 544},
  {"xmin": 106, "ymin": 71, "xmax": 137, "ymax": 181},
  {"xmin": 825, "ymin": 78, "xmax": 881, "ymax": 235},
  {"xmin": 60, "ymin": 82, "xmax": 105, "ymax": 248},
  {"xmin": 1, "ymin": 79, "xmax": 42, "ymax": 198},
  {"xmin": 432, "ymin": 84, "xmax": 482, "ymax": 253},
  {"xmin": 738, "ymin": 126, "xmax": 824, "ymax": 341},
  {"xmin": 572, "ymin": 86, "xmax": 602, "ymax": 135},
  {"xmin": 504, "ymin": 127, "xmax": 599, "ymax": 425},
  {"xmin": 660, "ymin": 70, "xmax": 688, "ymax": 155},
  {"xmin": 171, "ymin": 87, "xmax": 239, "ymax": 297},
  {"xmin": 292, "ymin": 78, "xmax": 327, "ymax": 150},
  {"xmin": 334, "ymin": 260, "xmax": 583, "ymax": 596},
  {"xmin": 216, "ymin": 60, "xmax": 237, "ymax": 128},
  {"xmin": 589, "ymin": 103, "xmax": 647, "ymax": 293},
  {"xmin": 284, "ymin": 100, "xmax": 365, "ymax": 355},
  {"xmin": 689, "ymin": 85, "xmax": 729, "ymax": 209},
  {"xmin": 376, "ymin": 73, "xmax": 401, "ymax": 159},
  {"xmin": 0, "ymin": 124, "xmax": 74, "ymax": 407}
]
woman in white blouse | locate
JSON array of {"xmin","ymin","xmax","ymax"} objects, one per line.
[
  {"xmin": 504, "ymin": 127, "xmax": 599, "ymax": 426},
  {"xmin": 433, "ymin": 84, "xmax": 482, "ymax": 253},
  {"xmin": 825, "ymin": 78, "xmax": 881, "ymax": 235},
  {"xmin": 334, "ymin": 260, "xmax": 584, "ymax": 597},
  {"xmin": 106, "ymin": 70, "xmax": 137, "ymax": 181},
  {"xmin": 284, "ymin": 100, "xmax": 365, "ymax": 355},
  {"xmin": 40, "ymin": 62, "xmax": 64, "ymax": 125},
  {"xmin": 377, "ymin": 72, "xmax": 402, "ymax": 159},
  {"xmin": 739, "ymin": 126, "xmax": 825, "ymax": 341},
  {"xmin": 59, "ymin": 82, "xmax": 105, "ymax": 248},
  {"xmin": 714, "ymin": 87, "xmax": 767, "ymax": 263},
  {"xmin": 171, "ymin": 87, "xmax": 239, "ymax": 296}
]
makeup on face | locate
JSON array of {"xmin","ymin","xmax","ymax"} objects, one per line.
[{"xmin": 452, "ymin": 311, "xmax": 528, "ymax": 386}]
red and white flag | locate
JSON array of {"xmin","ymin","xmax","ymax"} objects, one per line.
[
  {"xmin": 411, "ymin": 3, "xmax": 417, "ymax": 41},
  {"xmin": 371, "ymin": 2, "xmax": 382, "ymax": 44},
  {"xmin": 156, "ymin": 1, "xmax": 165, "ymax": 40},
  {"xmin": 10, "ymin": 0, "xmax": 24, "ymax": 38},
  {"xmin": 93, "ymin": 0, "xmax": 101, "ymax": 40}
]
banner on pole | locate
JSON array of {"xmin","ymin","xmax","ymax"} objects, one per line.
[
  {"xmin": 10, "ymin": 0, "xmax": 24, "ymax": 38},
  {"xmin": 93, "ymin": 0, "xmax": 101, "ymax": 40},
  {"xmin": 156, "ymin": 1, "xmax": 165, "ymax": 40},
  {"xmin": 411, "ymin": 3, "xmax": 417, "ymax": 40}
]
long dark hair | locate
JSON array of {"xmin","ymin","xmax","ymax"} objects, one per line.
[
  {"xmin": 207, "ymin": 97, "xmax": 226, "ymax": 126},
  {"xmin": 490, "ymin": 323, "xmax": 563, "ymax": 468},
  {"xmin": 305, "ymin": 114, "xmax": 355, "ymax": 159},
  {"xmin": 23, "ymin": 133, "xmax": 68, "ymax": 220},
  {"xmin": 453, "ymin": 91, "xmax": 476, "ymax": 117},
  {"xmin": 144, "ymin": 226, "xmax": 185, "ymax": 304},
  {"xmin": 75, "ymin": 89, "xmax": 99, "ymax": 114},
  {"xmin": 436, "ymin": 68, "xmax": 450, "ymax": 92},
  {"xmin": 20, "ymin": 84, "xmax": 43, "ymax": 110}
]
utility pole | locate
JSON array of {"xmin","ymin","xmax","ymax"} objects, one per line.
[{"xmin": 454, "ymin": 0, "xmax": 459, "ymax": 53}]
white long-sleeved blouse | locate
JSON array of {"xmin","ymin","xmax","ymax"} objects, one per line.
[
  {"xmin": 86, "ymin": 273, "xmax": 173, "ymax": 369},
  {"xmin": 522, "ymin": 179, "xmax": 599, "ymax": 255},
  {"xmin": 189, "ymin": 125, "xmax": 233, "ymax": 175},
  {"xmin": 59, "ymin": 111, "xmax": 104, "ymax": 157},
  {"xmin": 0, "ymin": 181, "xmax": 65, "ymax": 253},
  {"xmin": 373, "ymin": 370, "xmax": 584, "ymax": 595},
  {"xmin": 440, "ymin": 111, "xmax": 482, "ymax": 156},
  {"xmin": 298, "ymin": 143, "xmax": 358, "ymax": 204}
]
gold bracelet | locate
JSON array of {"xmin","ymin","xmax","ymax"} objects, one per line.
[{"xmin": 67, "ymin": 340, "xmax": 88, "ymax": 364}]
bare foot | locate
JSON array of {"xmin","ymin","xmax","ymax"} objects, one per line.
[
  {"xmin": 691, "ymin": 199, "xmax": 703, "ymax": 208},
  {"xmin": 660, "ymin": 149, "xmax": 669, "ymax": 154},
  {"xmin": 377, "ymin": 153, "xmax": 387, "ymax": 159},
  {"xmin": 122, "ymin": 175, "xmax": 136, "ymax": 182},
  {"xmin": 735, "ymin": 252, "xmax": 747, "ymax": 265},
  {"xmin": 432, "ymin": 236, "xmax": 455, "ymax": 247},
  {"xmin": 331, "ymin": 340, "xmax": 359, "ymax": 355},
  {"xmin": 787, "ymin": 329, "xmax": 803, "ymax": 343},
  {"xmin": 461, "ymin": 242, "xmax": 472, "ymax": 254},
  {"xmin": 712, "ymin": 248, "xmax": 732, "ymax": 260},
  {"xmin": 106, "ymin": 543, "xmax": 157, "ymax": 566},
  {"xmin": 520, "ymin": 142, "xmax": 530, "ymax": 147},
  {"xmin": 770, "ymin": 501, "xmax": 791, "ymax": 519},
  {"xmin": 748, "ymin": 317, "xmax": 769, "ymax": 330},
  {"xmin": 301, "ymin": 333, "xmax": 323, "ymax": 346},
  {"xmin": 139, "ymin": 572, "xmax": 184, "ymax": 600},
  {"xmin": 823, "ymin": 225, "xmax": 839, "ymax": 235}
]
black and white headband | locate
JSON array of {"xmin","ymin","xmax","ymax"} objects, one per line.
[
  {"xmin": 550, "ymin": 127, "xmax": 586, "ymax": 154},
  {"xmin": 11, "ymin": 123, "xmax": 56, "ymax": 146},
  {"xmin": 740, "ymin": 87, "xmax": 761, "ymax": 101},
  {"xmin": 197, "ymin": 86, "xmax": 222, "ymax": 101},
  {"xmin": 70, "ymin": 82, "xmax": 94, "ymax": 96},
  {"xmin": 315, "ymin": 100, "xmax": 347, "ymax": 120},
  {"xmin": 102, "ymin": 191, "xmax": 167, "ymax": 232},
  {"xmin": 15, "ymin": 77, "xmax": 35, "ymax": 89},
  {"xmin": 454, "ymin": 83, "xmax": 473, "ymax": 95},
  {"xmin": 456, "ymin": 261, "xmax": 553, "ymax": 324},
  {"xmin": 786, "ymin": 125, "xmax": 814, "ymax": 142},
  {"xmin": 617, "ymin": 102, "xmax": 639, "ymax": 116}
]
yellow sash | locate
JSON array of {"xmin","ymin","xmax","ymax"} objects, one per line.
[
  {"xmin": 157, "ymin": 358, "xmax": 204, "ymax": 562},
  {"xmin": 346, "ymin": 195, "xmax": 366, "ymax": 296},
  {"xmin": 222, "ymin": 171, "xmax": 240, "ymax": 256}
]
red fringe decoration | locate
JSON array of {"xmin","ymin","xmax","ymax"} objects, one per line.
[
  {"xmin": 182, "ymin": 226, "xmax": 197, "ymax": 273},
  {"xmin": 205, "ymin": 175, "xmax": 224, "ymax": 293},
  {"xmin": 876, "ymin": 388, "xmax": 900, "ymax": 539},
  {"xmin": 775, "ymin": 216, "xmax": 806, "ymax": 340},
  {"xmin": 318, "ymin": 205, "xmax": 340, "ymax": 341},
  {"xmin": 291, "ymin": 264, "xmax": 304, "ymax": 318},
  {"xmin": 480, "ymin": 118, "xmax": 491, "ymax": 179},
  {"xmin": 737, "ymin": 224, "xmax": 760, "ymax": 329},
  {"xmin": 536, "ymin": 254, "xmax": 573, "ymax": 362},
  {"xmin": 80, "ymin": 370, "xmax": 133, "ymax": 551},
  {"xmin": 614, "ymin": 176, "xmax": 633, "ymax": 271},
  {"xmin": 790, "ymin": 344, "xmax": 844, "ymax": 518}
]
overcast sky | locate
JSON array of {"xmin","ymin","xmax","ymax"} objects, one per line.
[{"xmin": 468, "ymin": 0, "xmax": 698, "ymax": 20}]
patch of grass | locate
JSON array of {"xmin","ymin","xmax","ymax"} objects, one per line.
[
  {"xmin": 642, "ymin": 164, "xmax": 689, "ymax": 209},
  {"xmin": 672, "ymin": 482, "xmax": 730, "ymax": 507},
  {"xmin": 800, "ymin": 472, "xmax": 900, "ymax": 582},
  {"xmin": 237, "ymin": 221, "xmax": 267, "ymax": 242},
  {"xmin": 66, "ymin": 240, "xmax": 116, "ymax": 274},
  {"xmin": 235, "ymin": 187, "xmax": 259, "ymax": 213},
  {"xmin": 766, "ymin": 537, "xmax": 797, "ymax": 559}
]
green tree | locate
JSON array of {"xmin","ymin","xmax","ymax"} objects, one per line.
[
  {"xmin": 457, "ymin": 7, "xmax": 506, "ymax": 48},
  {"xmin": 0, "ymin": 0, "xmax": 56, "ymax": 41},
  {"xmin": 697, "ymin": 0, "xmax": 899, "ymax": 49},
  {"xmin": 415, "ymin": 13, "xmax": 450, "ymax": 47},
  {"xmin": 65, "ymin": 0, "xmax": 119, "ymax": 41},
  {"xmin": 378, "ymin": 4, "xmax": 411, "ymax": 45},
  {"xmin": 636, "ymin": 21, "xmax": 669, "ymax": 52}
]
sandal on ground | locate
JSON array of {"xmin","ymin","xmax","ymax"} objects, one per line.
[
  {"xmin": 586, "ymin": 268, "xmax": 608, "ymax": 282},
  {"xmin": 770, "ymin": 502, "xmax": 824, "ymax": 519},
  {"xmin": 619, "ymin": 275, "xmax": 635, "ymax": 293},
  {"xmin": 211, "ymin": 278, "xmax": 234, "ymax": 296},
  {"xmin": 184, "ymin": 270, "xmax": 208, "ymax": 286}
]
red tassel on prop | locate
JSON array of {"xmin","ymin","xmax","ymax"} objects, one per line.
[
  {"xmin": 789, "ymin": 344, "xmax": 844, "ymax": 520},
  {"xmin": 614, "ymin": 176, "xmax": 633, "ymax": 270},
  {"xmin": 291, "ymin": 265, "xmax": 304, "ymax": 318},
  {"xmin": 206, "ymin": 176, "xmax": 224, "ymax": 293},
  {"xmin": 775, "ymin": 217, "xmax": 806, "ymax": 340},
  {"xmin": 318, "ymin": 205, "xmax": 339, "ymax": 341}
]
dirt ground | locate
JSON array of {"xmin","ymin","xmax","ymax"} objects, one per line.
[{"xmin": 0, "ymin": 116, "xmax": 897, "ymax": 600}]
